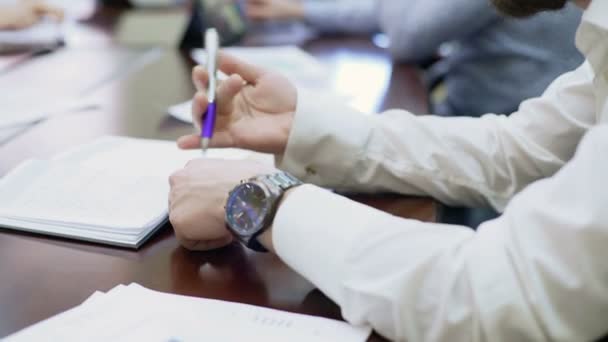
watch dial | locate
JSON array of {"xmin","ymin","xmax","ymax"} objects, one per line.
[{"xmin": 226, "ymin": 183, "xmax": 270, "ymax": 235}]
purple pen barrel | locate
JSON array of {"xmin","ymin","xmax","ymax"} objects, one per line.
[{"xmin": 202, "ymin": 102, "xmax": 217, "ymax": 139}]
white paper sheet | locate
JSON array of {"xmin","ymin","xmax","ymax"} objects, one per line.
[
  {"xmin": 0, "ymin": 19, "xmax": 63, "ymax": 52},
  {"xmin": 170, "ymin": 46, "xmax": 360, "ymax": 123},
  {"xmin": 5, "ymin": 283, "xmax": 372, "ymax": 342},
  {"xmin": 192, "ymin": 46, "xmax": 330, "ymax": 89},
  {"xmin": 0, "ymin": 159, "xmax": 168, "ymax": 229}
]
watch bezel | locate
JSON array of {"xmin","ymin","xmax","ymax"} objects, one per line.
[{"xmin": 225, "ymin": 180, "xmax": 277, "ymax": 241}]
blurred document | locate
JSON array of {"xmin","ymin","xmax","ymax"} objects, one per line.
[
  {"xmin": 192, "ymin": 46, "xmax": 329, "ymax": 89},
  {"xmin": 167, "ymin": 99, "xmax": 193, "ymax": 123},
  {"xmin": 170, "ymin": 46, "xmax": 359, "ymax": 122},
  {"xmin": 0, "ymin": 97, "xmax": 98, "ymax": 145},
  {"xmin": 0, "ymin": 19, "xmax": 63, "ymax": 53},
  {"xmin": 5, "ymin": 283, "xmax": 372, "ymax": 342}
]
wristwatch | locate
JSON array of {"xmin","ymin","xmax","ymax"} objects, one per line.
[{"xmin": 225, "ymin": 171, "xmax": 302, "ymax": 252}]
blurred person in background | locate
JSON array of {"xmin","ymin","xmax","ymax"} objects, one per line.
[
  {"xmin": 245, "ymin": 0, "xmax": 583, "ymax": 118},
  {"xmin": 0, "ymin": 0, "xmax": 63, "ymax": 30},
  {"xmin": 245, "ymin": 0, "xmax": 376, "ymax": 35}
]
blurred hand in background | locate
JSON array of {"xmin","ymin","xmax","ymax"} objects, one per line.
[
  {"xmin": 245, "ymin": 0, "xmax": 304, "ymax": 21},
  {"xmin": 0, "ymin": 0, "xmax": 64, "ymax": 30}
]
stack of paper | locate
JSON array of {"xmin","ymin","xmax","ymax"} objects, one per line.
[
  {"xmin": 5, "ymin": 283, "xmax": 371, "ymax": 341},
  {"xmin": 0, "ymin": 136, "xmax": 272, "ymax": 248}
]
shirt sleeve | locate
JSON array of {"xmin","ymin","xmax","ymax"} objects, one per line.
[
  {"xmin": 377, "ymin": 0, "xmax": 498, "ymax": 62},
  {"xmin": 302, "ymin": 0, "xmax": 378, "ymax": 34},
  {"xmin": 273, "ymin": 125, "xmax": 608, "ymax": 341},
  {"xmin": 278, "ymin": 63, "xmax": 596, "ymax": 211}
]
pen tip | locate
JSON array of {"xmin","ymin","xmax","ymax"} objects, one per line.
[{"xmin": 201, "ymin": 138, "xmax": 209, "ymax": 154}]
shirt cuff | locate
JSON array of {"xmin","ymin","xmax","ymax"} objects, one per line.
[
  {"xmin": 277, "ymin": 89, "xmax": 374, "ymax": 187},
  {"xmin": 272, "ymin": 185, "xmax": 353, "ymax": 303}
]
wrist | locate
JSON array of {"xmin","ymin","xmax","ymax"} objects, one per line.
[
  {"xmin": 277, "ymin": 112, "xmax": 294, "ymax": 155},
  {"xmin": 257, "ymin": 185, "xmax": 299, "ymax": 254},
  {"xmin": 225, "ymin": 172, "xmax": 302, "ymax": 253}
]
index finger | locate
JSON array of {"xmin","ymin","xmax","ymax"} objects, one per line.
[{"xmin": 218, "ymin": 52, "xmax": 265, "ymax": 84}]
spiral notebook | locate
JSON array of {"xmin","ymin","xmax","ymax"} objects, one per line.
[{"xmin": 0, "ymin": 136, "xmax": 271, "ymax": 248}]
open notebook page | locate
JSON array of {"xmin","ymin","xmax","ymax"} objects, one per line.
[
  {"xmin": 55, "ymin": 136, "xmax": 273, "ymax": 167},
  {"xmin": 0, "ymin": 136, "xmax": 273, "ymax": 246},
  {"xmin": 0, "ymin": 159, "xmax": 168, "ymax": 230}
]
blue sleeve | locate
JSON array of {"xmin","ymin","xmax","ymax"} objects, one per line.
[
  {"xmin": 302, "ymin": 0, "xmax": 378, "ymax": 34},
  {"xmin": 378, "ymin": 0, "xmax": 499, "ymax": 62}
]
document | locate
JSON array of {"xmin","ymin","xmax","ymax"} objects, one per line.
[
  {"xmin": 191, "ymin": 46, "xmax": 330, "ymax": 89},
  {"xmin": 5, "ymin": 283, "xmax": 372, "ymax": 341},
  {"xmin": 167, "ymin": 99, "xmax": 193, "ymax": 123},
  {"xmin": 0, "ymin": 97, "xmax": 99, "ymax": 145},
  {"xmin": 0, "ymin": 136, "xmax": 272, "ymax": 248},
  {"xmin": 0, "ymin": 19, "xmax": 63, "ymax": 53}
]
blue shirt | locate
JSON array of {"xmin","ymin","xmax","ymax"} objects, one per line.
[{"xmin": 303, "ymin": 0, "xmax": 584, "ymax": 116}]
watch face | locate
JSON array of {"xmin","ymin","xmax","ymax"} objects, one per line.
[{"xmin": 226, "ymin": 182, "xmax": 271, "ymax": 236}]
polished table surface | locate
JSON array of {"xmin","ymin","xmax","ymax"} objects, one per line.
[{"xmin": 0, "ymin": 5, "xmax": 434, "ymax": 340}]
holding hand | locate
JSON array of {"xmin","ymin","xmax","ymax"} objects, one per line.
[
  {"xmin": 0, "ymin": 1, "xmax": 64, "ymax": 30},
  {"xmin": 177, "ymin": 53, "xmax": 297, "ymax": 155},
  {"xmin": 168, "ymin": 159, "xmax": 277, "ymax": 251},
  {"xmin": 245, "ymin": 0, "xmax": 304, "ymax": 21}
]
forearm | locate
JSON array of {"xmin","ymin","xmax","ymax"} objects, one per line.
[
  {"xmin": 261, "ymin": 127, "xmax": 608, "ymax": 341},
  {"xmin": 278, "ymin": 65, "xmax": 595, "ymax": 211}
]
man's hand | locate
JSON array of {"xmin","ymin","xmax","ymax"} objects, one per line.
[
  {"xmin": 0, "ymin": 1, "xmax": 64, "ymax": 30},
  {"xmin": 177, "ymin": 53, "xmax": 297, "ymax": 155},
  {"xmin": 168, "ymin": 158, "xmax": 277, "ymax": 251},
  {"xmin": 245, "ymin": 0, "xmax": 304, "ymax": 21}
]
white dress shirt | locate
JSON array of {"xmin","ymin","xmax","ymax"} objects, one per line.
[{"xmin": 272, "ymin": 2, "xmax": 608, "ymax": 341}]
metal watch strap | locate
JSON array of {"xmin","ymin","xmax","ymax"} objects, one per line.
[
  {"xmin": 247, "ymin": 172, "xmax": 302, "ymax": 252},
  {"xmin": 260, "ymin": 171, "xmax": 303, "ymax": 192}
]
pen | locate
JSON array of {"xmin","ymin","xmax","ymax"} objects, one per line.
[{"xmin": 201, "ymin": 28, "xmax": 220, "ymax": 153}]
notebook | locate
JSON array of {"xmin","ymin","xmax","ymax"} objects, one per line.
[
  {"xmin": 0, "ymin": 136, "xmax": 272, "ymax": 248},
  {"xmin": 5, "ymin": 283, "xmax": 372, "ymax": 341}
]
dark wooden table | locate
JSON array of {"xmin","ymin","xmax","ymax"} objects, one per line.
[{"xmin": 0, "ymin": 5, "xmax": 434, "ymax": 340}]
